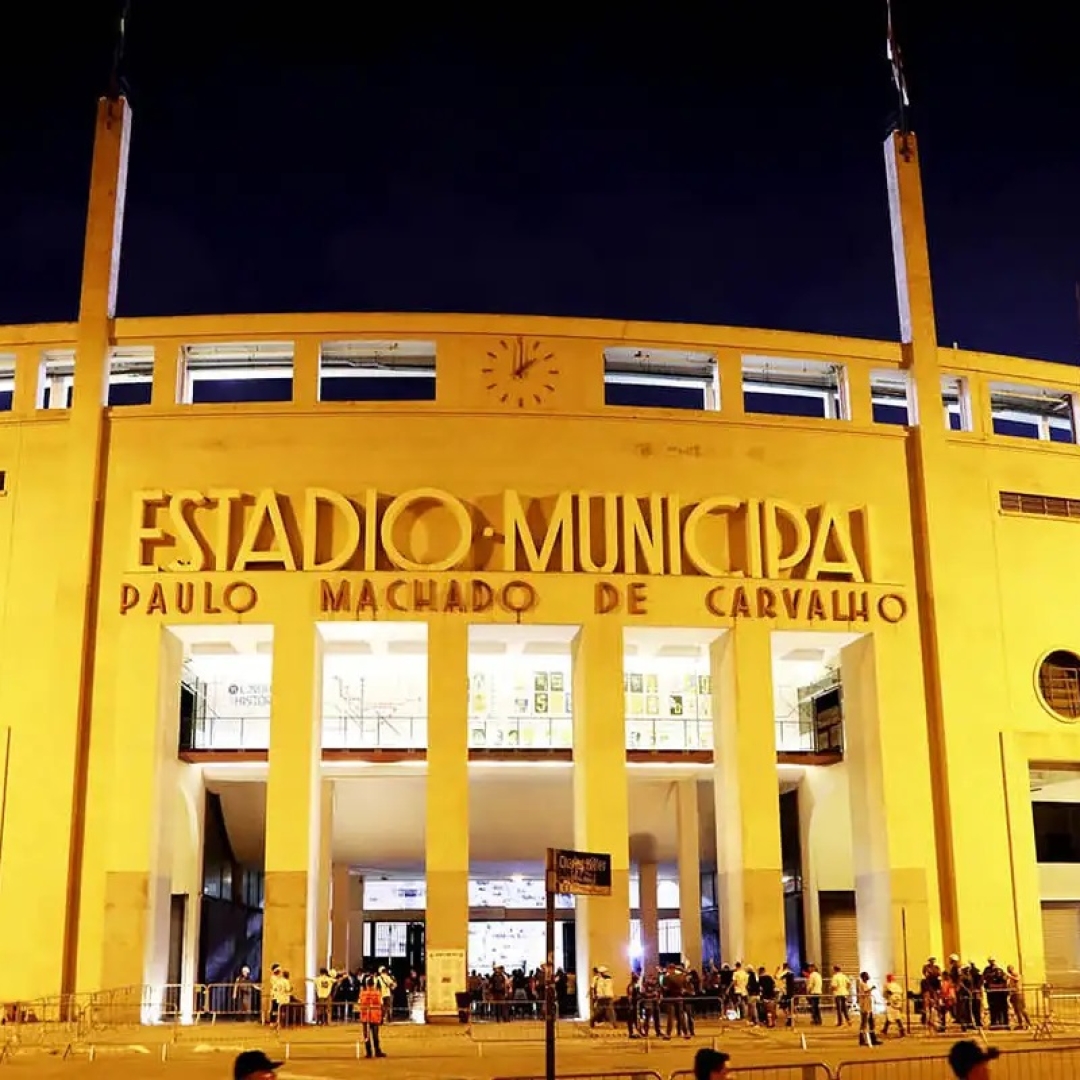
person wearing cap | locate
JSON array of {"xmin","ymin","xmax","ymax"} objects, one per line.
[
  {"xmin": 883, "ymin": 973, "xmax": 906, "ymax": 1037},
  {"xmin": 233, "ymin": 1050, "xmax": 282, "ymax": 1080},
  {"xmin": 590, "ymin": 965, "xmax": 616, "ymax": 1028},
  {"xmin": 693, "ymin": 1047, "xmax": 730, "ymax": 1080},
  {"xmin": 948, "ymin": 1039, "xmax": 999, "ymax": 1079}
]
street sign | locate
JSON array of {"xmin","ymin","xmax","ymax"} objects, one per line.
[
  {"xmin": 547, "ymin": 847, "xmax": 612, "ymax": 896},
  {"xmin": 543, "ymin": 847, "xmax": 612, "ymax": 1080}
]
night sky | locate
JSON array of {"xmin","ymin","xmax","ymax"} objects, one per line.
[{"xmin": 1, "ymin": 4, "xmax": 1078, "ymax": 364}]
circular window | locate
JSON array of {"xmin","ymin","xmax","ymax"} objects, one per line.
[{"xmin": 1037, "ymin": 650, "xmax": 1080, "ymax": 721}]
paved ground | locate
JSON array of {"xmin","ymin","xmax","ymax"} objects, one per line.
[{"xmin": 0, "ymin": 1020, "xmax": 1070, "ymax": 1079}]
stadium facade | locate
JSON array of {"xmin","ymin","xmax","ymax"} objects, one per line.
[{"xmin": 2, "ymin": 97, "xmax": 1080, "ymax": 1014}]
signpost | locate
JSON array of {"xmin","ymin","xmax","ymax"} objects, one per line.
[{"xmin": 545, "ymin": 848, "xmax": 611, "ymax": 1080}]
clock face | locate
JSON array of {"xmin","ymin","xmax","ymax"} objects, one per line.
[{"xmin": 481, "ymin": 338, "xmax": 560, "ymax": 408}]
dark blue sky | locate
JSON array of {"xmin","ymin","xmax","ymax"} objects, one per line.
[{"xmin": 1, "ymin": 3, "xmax": 1078, "ymax": 363}]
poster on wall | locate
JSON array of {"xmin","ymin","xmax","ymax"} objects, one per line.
[{"xmin": 426, "ymin": 948, "xmax": 467, "ymax": 1016}]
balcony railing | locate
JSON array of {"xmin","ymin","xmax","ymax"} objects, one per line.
[
  {"xmin": 321, "ymin": 716, "xmax": 427, "ymax": 750},
  {"xmin": 775, "ymin": 717, "xmax": 844, "ymax": 756},
  {"xmin": 626, "ymin": 719, "xmax": 713, "ymax": 752},
  {"xmin": 178, "ymin": 713, "xmax": 843, "ymax": 757},
  {"xmin": 183, "ymin": 715, "xmax": 270, "ymax": 751},
  {"xmin": 468, "ymin": 717, "xmax": 573, "ymax": 750}
]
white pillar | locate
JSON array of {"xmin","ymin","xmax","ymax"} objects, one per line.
[
  {"xmin": 639, "ymin": 861, "xmax": 659, "ymax": 973},
  {"xmin": 572, "ymin": 620, "xmax": 631, "ymax": 1015},
  {"xmin": 677, "ymin": 779, "xmax": 703, "ymax": 969},
  {"xmin": 331, "ymin": 862, "xmax": 350, "ymax": 970},
  {"xmin": 348, "ymin": 874, "xmax": 365, "ymax": 973}
]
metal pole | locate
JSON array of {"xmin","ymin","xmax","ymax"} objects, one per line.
[
  {"xmin": 901, "ymin": 906, "xmax": 912, "ymax": 1034},
  {"xmin": 545, "ymin": 850, "xmax": 557, "ymax": 1080}
]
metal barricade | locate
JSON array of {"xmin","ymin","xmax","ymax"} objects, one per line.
[
  {"xmin": 1031, "ymin": 986, "xmax": 1080, "ymax": 1038},
  {"xmin": 491, "ymin": 1072, "xmax": 665, "ymax": 1080},
  {"xmin": 673, "ymin": 1067, "xmax": 835, "ymax": 1080},
  {"xmin": 835, "ymin": 1044, "xmax": 1080, "ymax": 1080}
]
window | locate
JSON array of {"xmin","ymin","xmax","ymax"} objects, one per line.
[
  {"xmin": 319, "ymin": 340, "xmax": 436, "ymax": 402},
  {"xmin": 742, "ymin": 356, "xmax": 847, "ymax": 419},
  {"xmin": 604, "ymin": 348, "xmax": 718, "ymax": 411},
  {"xmin": 941, "ymin": 375, "xmax": 973, "ymax": 432},
  {"xmin": 1033, "ymin": 802, "xmax": 1080, "ymax": 862},
  {"xmin": 990, "ymin": 381, "xmax": 1076, "ymax": 443},
  {"xmin": 870, "ymin": 370, "xmax": 911, "ymax": 425},
  {"xmin": 0, "ymin": 354, "xmax": 13, "ymax": 412},
  {"xmin": 658, "ymin": 918, "xmax": 682, "ymax": 956},
  {"xmin": 373, "ymin": 922, "xmax": 408, "ymax": 958},
  {"xmin": 999, "ymin": 491, "xmax": 1080, "ymax": 521},
  {"xmin": 179, "ymin": 342, "xmax": 293, "ymax": 404},
  {"xmin": 363, "ymin": 879, "xmax": 426, "ymax": 910},
  {"xmin": 108, "ymin": 346, "xmax": 154, "ymax": 406},
  {"xmin": 37, "ymin": 350, "xmax": 74, "ymax": 409},
  {"xmin": 1038, "ymin": 650, "xmax": 1080, "ymax": 721}
]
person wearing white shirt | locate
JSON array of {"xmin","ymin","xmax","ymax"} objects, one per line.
[
  {"xmin": 731, "ymin": 963, "xmax": 750, "ymax": 1020},
  {"xmin": 884, "ymin": 973, "xmax": 906, "ymax": 1037},
  {"xmin": 805, "ymin": 965, "xmax": 823, "ymax": 1025},
  {"xmin": 830, "ymin": 965, "xmax": 851, "ymax": 1025}
]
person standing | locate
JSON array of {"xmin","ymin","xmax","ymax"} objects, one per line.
[
  {"xmin": 626, "ymin": 972, "xmax": 643, "ymax": 1037},
  {"xmin": 233, "ymin": 967, "xmax": 255, "ymax": 1021},
  {"xmin": 314, "ymin": 967, "xmax": 333, "ymax": 1026},
  {"xmin": 758, "ymin": 967, "xmax": 777, "ymax": 1028},
  {"xmin": 856, "ymin": 972, "xmax": 876, "ymax": 1043},
  {"xmin": 359, "ymin": 975, "xmax": 387, "ymax": 1058},
  {"xmin": 805, "ymin": 964, "xmax": 823, "ymax": 1025},
  {"xmin": 662, "ymin": 962, "xmax": 688, "ymax": 1038},
  {"xmin": 376, "ymin": 966, "xmax": 396, "ymax": 1025},
  {"xmin": 731, "ymin": 962, "xmax": 749, "ymax": 1020},
  {"xmin": 590, "ymin": 965, "xmax": 616, "ymax": 1028},
  {"xmin": 1005, "ymin": 965, "xmax": 1030, "ymax": 1030},
  {"xmin": 883, "ymin": 973, "xmax": 906, "ymax": 1037},
  {"xmin": 640, "ymin": 967, "xmax": 662, "ymax": 1037},
  {"xmin": 831, "ymin": 965, "xmax": 851, "ymax": 1026}
]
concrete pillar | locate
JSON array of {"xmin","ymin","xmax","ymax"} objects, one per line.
[
  {"xmin": 315, "ymin": 781, "xmax": 334, "ymax": 970},
  {"xmin": 425, "ymin": 621, "xmax": 469, "ymax": 1017},
  {"xmin": 711, "ymin": 625, "xmax": 785, "ymax": 965},
  {"xmin": 842, "ymin": 633, "xmax": 941, "ymax": 980},
  {"xmin": 348, "ymin": 875, "xmax": 365, "ymax": 973},
  {"xmin": 572, "ymin": 619, "xmax": 631, "ymax": 1014},
  {"xmin": 41, "ymin": 95, "xmax": 132, "ymax": 1002},
  {"xmin": 98, "ymin": 625, "xmax": 183, "ymax": 996},
  {"xmin": 330, "ymin": 863, "xmax": 351, "ymax": 971},
  {"xmin": 263, "ymin": 623, "xmax": 323, "ymax": 992},
  {"xmin": 639, "ymin": 861, "xmax": 659, "ymax": 973},
  {"xmin": 885, "ymin": 130, "xmax": 997, "ymax": 957},
  {"xmin": 677, "ymin": 779, "xmax": 703, "ymax": 969}
]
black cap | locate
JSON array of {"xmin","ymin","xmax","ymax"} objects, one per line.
[
  {"xmin": 694, "ymin": 1047, "xmax": 731, "ymax": 1080},
  {"xmin": 948, "ymin": 1041, "xmax": 999, "ymax": 1078},
  {"xmin": 234, "ymin": 1050, "xmax": 283, "ymax": 1079}
]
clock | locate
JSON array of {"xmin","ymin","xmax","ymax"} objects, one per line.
[{"xmin": 481, "ymin": 338, "xmax": 561, "ymax": 408}]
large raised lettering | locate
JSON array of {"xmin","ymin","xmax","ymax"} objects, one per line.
[
  {"xmin": 234, "ymin": 489, "xmax": 297, "ymax": 571},
  {"xmin": 503, "ymin": 490, "xmax": 573, "ymax": 572},
  {"xmin": 380, "ymin": 488, "xmax": 471, "ymax": 572},
  {"xmin": 303, "ymin": 487, "xmax": 361, "ymax": 571}
]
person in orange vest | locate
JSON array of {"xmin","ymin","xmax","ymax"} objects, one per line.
[{"xmin": 359, "ymin": 974, "xmax": 387, "ymax": 1059}]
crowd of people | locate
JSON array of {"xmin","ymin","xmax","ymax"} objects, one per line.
[
  {"xmin": 463, "ymin": 953, "xmax": 1034, "ymax": 1039},
  {"xmin": 916, "ymin": 956, "xmax": 1031, "ymax": 1032},
  {"xmin": 226, "ymin": 962, "xmax": 424, "ymax": 1054}
]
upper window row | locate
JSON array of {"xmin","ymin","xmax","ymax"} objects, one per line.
[{"xmin": 0, "ymin": 342, "xmax": 1074, "ymax": 442}]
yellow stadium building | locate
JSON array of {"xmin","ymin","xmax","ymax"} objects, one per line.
[{"xmin": 2, "ymin": 97, "xmax": 1080, "ymax": 1018}]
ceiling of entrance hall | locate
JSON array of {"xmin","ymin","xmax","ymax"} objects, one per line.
[{"xmin": 210, "ymin": 771, "xmax": 726, "ymax": 872}]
